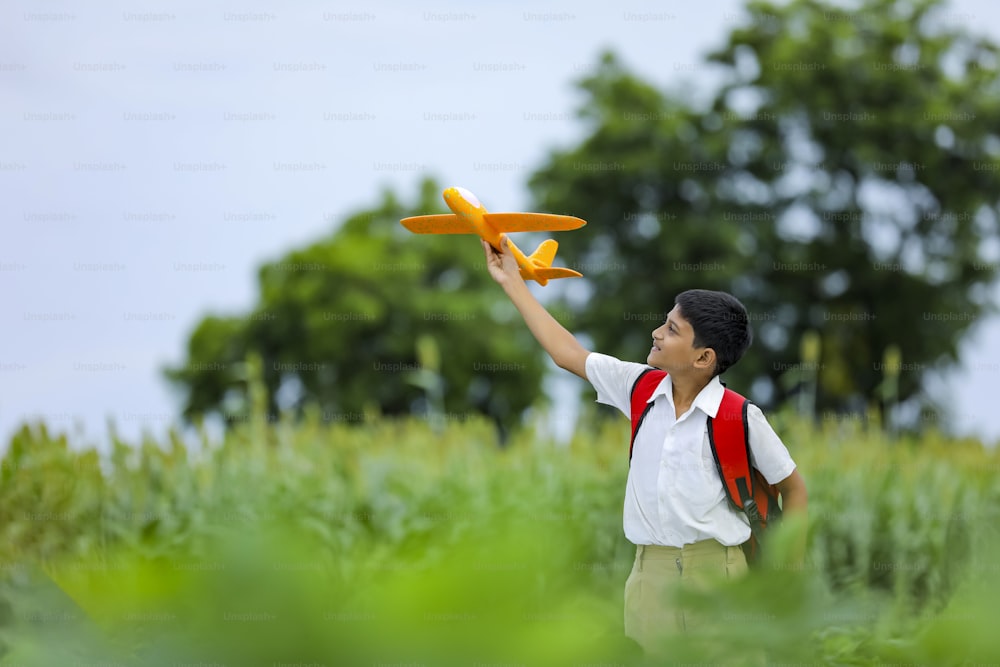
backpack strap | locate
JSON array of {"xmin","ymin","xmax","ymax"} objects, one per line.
[
  {"xmin": 707, "ymin": 388, "xmax": 766, "ymax": 527},
  {"xmin": 629, "ymin": 368, "xmax": 667, "ymax": 463}
]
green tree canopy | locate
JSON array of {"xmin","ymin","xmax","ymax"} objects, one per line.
[
  {"xmin": 529, "ymin": 0, "xmax": 1000, "ymax": 424},
  {"xmin": 165, "ymin": 179, "xmax": 548, "ymax": 434}
]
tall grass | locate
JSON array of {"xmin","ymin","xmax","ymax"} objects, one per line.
[{"xmin": 0, "ymin": 410, "xmax": 998, "ymax": 665}]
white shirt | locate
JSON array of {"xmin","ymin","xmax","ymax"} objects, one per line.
[{"xmin": 585, "ymin": 352, "xmax": 797, "ymax": 548}]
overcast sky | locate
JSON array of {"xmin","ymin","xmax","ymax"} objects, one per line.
[{"xmin": 2, "ymin": 0, "xmax": 999, "ymax": 451}]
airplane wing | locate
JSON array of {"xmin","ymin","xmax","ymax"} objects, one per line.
[
  {"xmin": 399, "ymin": 214, "xmax": 476, "ymax": 234},
  {"xmin": 483, "ymin": 212, "xmax": 586, "ymax": 232}
]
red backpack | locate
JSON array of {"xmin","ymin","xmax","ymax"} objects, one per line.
[{"xmin": 629, "ymin": 368, "xmax": 781, "ymax": 564}]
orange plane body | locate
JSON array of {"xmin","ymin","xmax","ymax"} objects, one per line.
[{"xmin": 400, "ymin": 187, "xmax": 586, "ymax": 285}]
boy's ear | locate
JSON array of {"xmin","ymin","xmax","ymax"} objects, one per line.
[{"xmin": 693, "ymin": 347, "xmax": 716, "ymax": 372}]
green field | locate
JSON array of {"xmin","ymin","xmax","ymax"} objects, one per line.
[{"xmin": 1, "ymin": 409, "xmax": 998, "ymax": 666}]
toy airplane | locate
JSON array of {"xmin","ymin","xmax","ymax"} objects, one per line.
[{"xmin": 400, "ymin": 186, "xmax": 586, "ymax": 285}]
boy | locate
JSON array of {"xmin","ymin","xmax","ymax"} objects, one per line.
[{"xmin": 481, "ymin": 236, "xmax": 807, "ymax": 653}]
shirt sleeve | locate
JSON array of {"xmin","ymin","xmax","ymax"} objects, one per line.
[
  {"xmin": 746, "ymin": 403, "xmax": 797, "ymax": 485},
  {"xmin": 584, "ymin": 352, "xmax": 651, "ymax": 418}
]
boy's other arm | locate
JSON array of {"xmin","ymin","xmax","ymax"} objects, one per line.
[
  {"xmin": 776, "ymin": 468, "xmax": 807, "ymax": 517},
  {"xmin": 482, "ymin": 236, "xmax": 590, "ymax": 380},
  {"xmin": 776, "ymin": 468, "xmax": 808, "ymax": 565}
]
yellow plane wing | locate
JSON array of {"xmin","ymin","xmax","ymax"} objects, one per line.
[
  {"xmin": 399, "ymin": 214, "xmax": 473, "ymax": 235},
  {"xmin": 483, "ymin": 212, "xmax": 587, "ymax": 232},
  {"xmin": 399, "ymin": 212, "xmax": 586, "ymax": 235}
]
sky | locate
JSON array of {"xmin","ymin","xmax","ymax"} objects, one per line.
[{"xmin": 2, "ymin": 0, "xmax": 999, "ymax": 451}]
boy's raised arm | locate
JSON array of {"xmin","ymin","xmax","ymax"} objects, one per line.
[{"xmin": 481, "ymin": 236, "xmax": 590, "ymax": 380}]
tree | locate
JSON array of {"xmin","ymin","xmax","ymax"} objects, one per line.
[
  {"xmin": 165, "ymin": 178, "xmax": 549, "ymax": 434},
  {"xmin": 528, "ymin": 0, "xmax": 1000, "ymax": 426}
]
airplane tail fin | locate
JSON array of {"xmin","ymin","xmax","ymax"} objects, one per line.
[
  {"xmin": 527, "ymin": 239, "xmax": 559, "ymax": 268},
  {"xmin": 518, "ymin": 239, "xmax": 583, "ymax": 285}
]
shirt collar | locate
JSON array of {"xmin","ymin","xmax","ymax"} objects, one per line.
[{"xmin": 647, "ymin": 373, "xmax": 726, "ymax": 419}]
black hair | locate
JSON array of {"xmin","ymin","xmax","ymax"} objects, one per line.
[{"xmin": 674, "ymin": 289, "xmax": 753, "ymax": 376}]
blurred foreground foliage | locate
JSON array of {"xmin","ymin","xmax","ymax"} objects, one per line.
[{"xmin": 1, "ymin": 412, "xmax": 999, "ymax": 665}]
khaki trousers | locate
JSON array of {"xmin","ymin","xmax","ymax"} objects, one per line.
[{"xmin": 624, "ymin": 539, "xmax": 748, "ymax": 653}]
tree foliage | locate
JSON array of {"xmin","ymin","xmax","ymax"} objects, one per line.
[
  {"xmin": 165, "ymin": 179, "xmax": 548, "ymax": 433},
  {"xmin": 529, "ymin": 0, "xmax": 1000, "ymax": 422}
]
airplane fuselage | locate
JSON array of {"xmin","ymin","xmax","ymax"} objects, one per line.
[
  {"xmin": 443, "ymin": 186, "xmax": 535, "ymax": 276},
  {"xmin": 443, "ymin": 187, "xmax": 500, "ymax": 246},
  {"xmin": 400, "ymin": 185, "xmax": 584, "ymax": 285}
]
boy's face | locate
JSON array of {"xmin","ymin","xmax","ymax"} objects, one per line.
[{"xmin": 647, "ymin": 305, "xmax": 712, "ymax": 374}]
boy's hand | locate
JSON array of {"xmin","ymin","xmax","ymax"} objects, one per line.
[
  {"xmin": 480, "ymin": 234, "xmax": 590, "ymax": 379},
  {"xmin": 482, "ymin": 235, "xmax": 522, "ymax": 289}
]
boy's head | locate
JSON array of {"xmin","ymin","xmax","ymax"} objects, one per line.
[{"xmin": 648, "ymin": 289, "xmax": 752, "ymax": 377}]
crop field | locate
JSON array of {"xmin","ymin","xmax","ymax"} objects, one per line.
[{"xmin": 0, "ymin": 409, "xmax": 998, "ymax": 666}]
